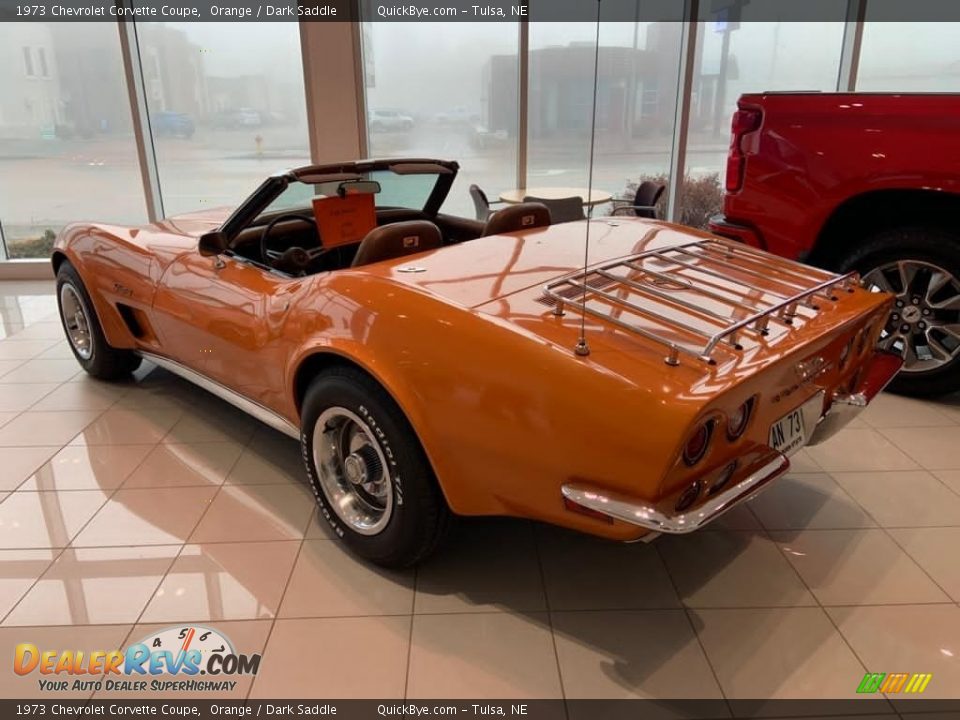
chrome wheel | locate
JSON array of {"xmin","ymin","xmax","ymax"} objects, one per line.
[
  {"xmin": 863, "ymin": 260, "xmax": 960, "ymax": 373},
  {"xmin": 59, "ymin": 283, "xmax": 93, "ymax": 361},
  {"xmin": 312, "ymin": 407, "xmax": 393, "ymax": 535}
]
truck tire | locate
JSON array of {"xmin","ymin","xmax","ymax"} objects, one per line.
[
  {"xmin": 300, "ymin": 366, "xmax": 451, "ymax": 567},
  {"xmin": 837, "ymin": 226, "xmax": 960, "ymax": 397}
]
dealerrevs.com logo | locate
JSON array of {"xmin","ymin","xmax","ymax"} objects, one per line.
[{"xmin": 13, "ymin": 625, "xmax": 261, "ymax": 693}]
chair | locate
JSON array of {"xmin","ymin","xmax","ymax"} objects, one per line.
[
  {"xmin": 469, "ymin": 184, "xmax": 503, "ymax": 222},
  {"xmin": 351, "ymin": 220, "xmax": 442, "ymax": 268},
  {"xmin": 612, "ymin": 180, "xmax": 665, "ymax": 219},
  {"xmin": 481, "ymin": 202, "xmax": 551, "ymax": 237},
  {"xmin": 523, "ymin": 195, "xmax": 585, "ymax": 224}
]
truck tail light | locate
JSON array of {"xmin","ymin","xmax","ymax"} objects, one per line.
[{"xmin": 725, "ymin": 108, "xmax": 762, "ymax": 193}]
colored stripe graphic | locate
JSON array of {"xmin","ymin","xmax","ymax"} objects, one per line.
[
  {"xmin": 880, "ymin": 673, "xmax": 908, "ymax": 693},
  {"xmin": 857, "ymin": 673, "xmax": 885, "ymax": 693},
  {"xmin": 904, "ymin": 673, "xmax": 933, "ymax": 693},
  {"xmin": 857, "ymin": 672, "xmax": 932, "ymax": 694}
]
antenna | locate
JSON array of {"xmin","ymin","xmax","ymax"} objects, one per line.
[{"xmin": 574, "ymin": 0, "xmax": 603, "ymax": 357}]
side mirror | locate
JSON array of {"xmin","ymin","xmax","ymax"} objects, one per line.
[{"xmin": 198, "ymin": 230, "xmax": 228, "ymax": 257}]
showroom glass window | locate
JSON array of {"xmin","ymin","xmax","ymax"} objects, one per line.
[
  {"xmin": 0, "ymin": 22, "xmax": 147, "ymax": 260},
  {"xmin": 857, "ymin": 14, "xmax": 960, "ymax": 91},
  {"xmin": 360, "ymin": 21, "xmax": 520, "ymax": 219},
  {"xmin": 527, "ymin": 21, "xmax": 683, "ymax": 216},
  {"xmin": 133, "ymin": 20, "xmax": 310, "ymax": 217},
  {"xmin": 679, "ymin": 12, "xmax": 845, "ymax": 228}
]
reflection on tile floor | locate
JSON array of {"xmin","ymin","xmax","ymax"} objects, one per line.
[{"xmin": 1, "ymin": 280, "xmax": 960, "ymax": 703}]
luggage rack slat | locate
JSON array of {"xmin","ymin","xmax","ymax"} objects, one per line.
[
  {"xmin": 594, "ymin": 268, "xmax": 746, "ymax": 327},
  {"xmin": 544, "ymin": 239, "xmax": 858, "ymax": 366},
  {"xmin": 696, "ymin": 248, "xmax": 843, "ymax": 301},
  {"xmin": 559, "ymin": 277, "xmax": 724, "ymax": 343},
  {"xmin": 709, "ymin": 240, "xmax": 837, "ymax": 281},
  {"xmin": 697, "ymin": 241, "xmax": 836, "ymax": 286},
  {"xmin": 672, "ymin": 246, "xmax": 816, "ymax": 295},
  {"xmin": 633, "ymin": 253, "xmax": 796, "ymax": 302},
  {"xmin": 618, "ymin": 263, "xmax": 781, "ymax": 317}
]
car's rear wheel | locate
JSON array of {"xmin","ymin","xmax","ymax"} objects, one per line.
[
  {"xmin": 56, "ymin": 261, "xmax": 141, "ymax": 380},
  {"xmin": 300, "ymin": 366, "xmax": 451, "ymax": 567},
  {"xmin": 837, "ymin": 226, "xmax": 960, "ymax": 396}
]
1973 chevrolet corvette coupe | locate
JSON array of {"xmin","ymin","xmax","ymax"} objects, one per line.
[{"xmin": 53, "ymin": 158, "xmax": 901, "ymax": 566}]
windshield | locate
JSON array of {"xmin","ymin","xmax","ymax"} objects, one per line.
[{"xmin": 258, "ymin": 168, "xmax": 442, "ymax": 220}]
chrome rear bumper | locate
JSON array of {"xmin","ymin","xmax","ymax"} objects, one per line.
[
  {"xmin": 562, "ymin": 449, "xmax": 790, "ymax": 535},
  {"xmin": 561, "ymin": 351, "xmax": 903, "ymax": 536}
]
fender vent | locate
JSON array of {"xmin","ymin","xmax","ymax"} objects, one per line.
[{"xmin": 116, "ymin": 303, "xmax": 145, "ymax": 338}]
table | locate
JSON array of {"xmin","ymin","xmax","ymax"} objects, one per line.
[{"xmin": 498, "ymin": 187, "xmax": 613, "ymax": 207}]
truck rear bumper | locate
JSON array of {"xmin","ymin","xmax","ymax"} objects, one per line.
[{"xmin": 708, "ymin": 214, "xmax": 765, "ymax": 249}]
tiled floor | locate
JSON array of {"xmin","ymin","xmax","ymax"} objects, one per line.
[{"xmin": 1, "ymin": 280, "xmax": 959, "ymax": 703}]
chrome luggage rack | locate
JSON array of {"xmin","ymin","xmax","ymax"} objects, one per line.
[{"xmin": 542, "ymin": 238, "xmax": 859, "ymax": 365}]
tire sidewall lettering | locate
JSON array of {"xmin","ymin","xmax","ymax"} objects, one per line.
[{"xmin": 358, "ymin": 404, "xmax": 404, "ymax": 506}]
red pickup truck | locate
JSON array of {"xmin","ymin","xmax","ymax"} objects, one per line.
[{"xmin": 710, "ymin": 92, "xmax": 960, "ymax": 396}]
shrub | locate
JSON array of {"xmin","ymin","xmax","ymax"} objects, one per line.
[
  {"xmin": 621, "ymin": 173, "xmax": 723, "ymax": 230},
  {"xmin": 8, "ymin": 229, "xmax": 57, "ymax": 260}
]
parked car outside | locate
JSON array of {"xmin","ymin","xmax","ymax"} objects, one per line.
[
  {"xmin": 150, "ymin": 111, "xmax": 194, "ymax": 139},
  {"xmin": 368, "ymin": 108, "xmax": 414, "ymax": 132},
  {"xmin": 211, "ymin": 108, "xmax": 263, "ymax": 129},
  {"xmin": 432, "ymin": 106, "xmax": 478, "ymax": 125}
]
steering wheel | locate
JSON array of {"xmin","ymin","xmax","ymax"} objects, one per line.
[{"xmin": 259, "ymin": 213, "xmax": 326, "ymax": 274}]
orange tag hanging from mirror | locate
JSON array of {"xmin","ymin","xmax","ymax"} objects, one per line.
[{"xmin": 312, "ymin": 193, "xmax": 377, "ymax": 249}]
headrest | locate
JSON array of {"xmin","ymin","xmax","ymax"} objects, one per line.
[
  {"xmin": 351, "ymin": 220, "xmax": 443, "ymax": 268},
  {"xmin": 481, "ymin": 202, "xmax": 551, "ymax": 237}
]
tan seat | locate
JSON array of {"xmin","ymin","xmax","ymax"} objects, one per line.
[
  {"xmin": 351, "ymin": 220, "xmax": 443, "ymax": 268},
  {"xmin": 481, "ymin": 202, "xmax": 551, "ymax": 237}
]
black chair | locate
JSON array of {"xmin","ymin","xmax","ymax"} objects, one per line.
[
  {"xmin": 612, "ymin": 181, "xmax": 665, "ymax": 219},
  {"xmin": 469, "ymin": 184, "xmax": 503, "ymax": 222},
  {"xmin": 481, "ymin": 202, "xmax": 551, "ymax": 237},
  {"xmin": 523, "ymin": 195, "xmax": 585, "ymax": 224}
]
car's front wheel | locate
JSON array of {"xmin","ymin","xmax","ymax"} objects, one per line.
[
  {"xmin": 838, "ymin": 226, "xmax": 960, "ymax": 396},
  {"xmin": 300, "ymin": 366, "xmax": 451, "ymax": 567},
  {"xmin": 56, "ymin": 261, "xmax": 142, "ymax": 380}
]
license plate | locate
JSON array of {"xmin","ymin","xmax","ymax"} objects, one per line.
[{"xmin": 770, "ymin": 407, "xmax": 808, "ymax": 457}]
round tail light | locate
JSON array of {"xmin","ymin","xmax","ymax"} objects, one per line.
[
  {"xmin": 726, "ymin": 397, "xmax": 755, "ymax": 440},
  {"xmin": 683, "ymin": 421, "xmax": 712, "ymax": 466}
]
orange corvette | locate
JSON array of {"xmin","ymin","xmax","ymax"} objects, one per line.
[{"xmin": 53, "ymin": 158, "xmax": 901, "ymax": 566}]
